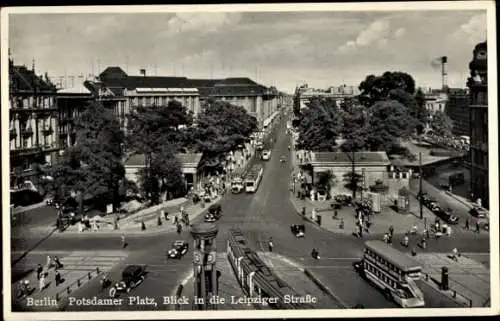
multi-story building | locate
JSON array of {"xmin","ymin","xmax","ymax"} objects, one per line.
[
  {"xmin": 445, "ymin": 88, "xmax": 470, "ymax": 137},
  {"xmin": 467, "ymin": 41, "xmax": 488, "ymax": 208},
  {"xmin": 56, "ymin": 84, "xmax": 94, "ymax": 148},
  {"xmin": 8, "ymin": 57, "xmax": 59, "ymax": 188},
  {"xmin": 84, "ymin": 67, "xmax": 279, "ymax": 131},
  {"xmin": 294, "ymin": 84, "xmax": 360, "ymax": 111}
]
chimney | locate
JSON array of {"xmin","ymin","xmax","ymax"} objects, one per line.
[
  {"xmin": 140, "ymin": 69, "xmax": 146, "ymax": 77},
  {"xmin": 441, "ymin": 56, "xmax": 448, "ymax": 90}
]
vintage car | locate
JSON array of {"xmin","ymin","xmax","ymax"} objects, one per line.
[
  {"xmin": 205, "ymin": 204, "xmax": 222, "ymax": 222},
  {"xmin": 290, "ymin": 224, "xmax": 305, "ymax": 237},
  {"xmin": 108, "ymin": 265, "xmax": 147, "ymax": 298},
  {"xmin": 261, "ymin": 150, "xmax": 272, "ymax": 161},
  {"xmin": 231, "ymin": 177, "xmax": 244, "ymax": 194},
  {"xmin": 167, "ymin": 240, "xmax": 189, "ymax": 259},
  {"xmin": 434, "ymin": 209, "xmax": 459, "ymax": 225}
]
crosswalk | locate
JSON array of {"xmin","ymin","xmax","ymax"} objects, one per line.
[{"xmin": 11, "ymin": 250, "xmax": 128, "ymax": 311}]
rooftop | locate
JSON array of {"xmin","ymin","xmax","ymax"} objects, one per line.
[
  {"xmin": 125, "ymin": 153, "xmax": 203, "ymax": 168},
  {"xmin": 311, "ymin": 151, "xmax": 390, "ymax": 164},
  {"xmin": 57, "ymin": 84, "xmax": 92, "ymax": 95},
  {"xmin": 98, "ymin": 66, "xmax": 273, "ymax": 98},
  {"xmin": 10, "ymin": 65, "xmax": 57, "ymax": 93}
]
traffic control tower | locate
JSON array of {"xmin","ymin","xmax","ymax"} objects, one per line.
[{"xmin": 190, "ymin": 223, "xmax": 219, "ymax": 310}]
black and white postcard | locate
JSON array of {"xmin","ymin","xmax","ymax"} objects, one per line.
[{"xmin": 2, "ymin": 2, "xmax": 498, "ymax": 320}]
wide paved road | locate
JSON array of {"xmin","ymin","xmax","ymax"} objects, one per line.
[{"xmin": 12, "ymin": 115, "xmax": 486, "ymax": 311}]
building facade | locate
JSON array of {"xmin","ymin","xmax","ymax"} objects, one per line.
[
  {"xmin": 423, "ymin": 88, "xmax": 448, "ymax": 116},
  {"xmin": 294, "ymin": 84, "xmax": 360, "ymax": 111},
  {"xmin": 467, "ymin": 41, "xmax": 488, "ymax": 208},
  {"xmin": 8, "ymin": 57, "xmax": 59, "ymax": 188},
  {"xmin": 56, "ymin": 84, "xmax": 94, "ymax": 148},
  {"xmin": 85, "ymin": 67, "xmax": 279, "ymax": 131},
  {"xmin": 445, "ymin": 88, "xmax": 470, "ymax": 137}
]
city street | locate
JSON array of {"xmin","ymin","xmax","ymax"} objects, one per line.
[{"xmin": 10, "ymin": 113, "xmax": 485, "ymax": 311}]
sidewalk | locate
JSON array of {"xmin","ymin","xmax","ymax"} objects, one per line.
[
  {"xmin": 414, "ymin": 252, "xmax": 490, "ymax": 307},
  {"xmin": 175, "ymin": 253, "xmax": 252, "ymax": 311},
  {"xmin": 53, "ymin": 196, "xmax": 221, "ymax": 237},
  {"xmin": 11, "ymin": 250, "xmax": 128, "ymax": 311}
]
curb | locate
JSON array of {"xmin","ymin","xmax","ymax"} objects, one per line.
[
  {"xmin": 444, "ymin": 191, "xmax": 475, "ymax": 210},
  {"xmin": 51, "ymin": 198, "xmax": 220, "ymax": 238},
  {"xmin": 303, "ymin": 269, "xmax": 348, "ymax": 308}
]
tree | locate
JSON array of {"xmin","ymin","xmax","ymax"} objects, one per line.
[
  {"xmin": 296, "ymin": 97, "xmax": 341, "ymax": 152},
  {"xmin": 429, "ymin": 110, "xmax": 454, "ymax": 138},
  {"xmin": 192, "ymin": 100, "xmax": 257, "ymax": 173},
  {"xmin": 51, "ymin": 102, "xmax": 125, "ymax": 212},
  {"xmin": 363, "ymin": 100, "xmax": 419, "ymax": 151},
  {"xmin": 358, "ymin": 71, "xmax": 416, "ymax": 107},
  {"xmin": 339, "ymin": 104, "xmax": 368, "ymax": 152},
  {"xmin": 414, "ymin": 88, "xmax": 429, "ymax": 134}
]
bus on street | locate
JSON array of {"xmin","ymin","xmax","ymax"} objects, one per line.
[{"xmin": 353, "ymin": 240, "xmax": 425, "ymax": 308}]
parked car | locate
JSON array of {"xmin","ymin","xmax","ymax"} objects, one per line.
[
  {"xmin": 108, "ymin": 265, "xmax": 147, "ymax": 298},
  {"xmin": 334, "ymin": 194, "xmax": 352, "ymax": 206},
  {"xmin": 434, "ymin": 209, "xmax": 459, "ymax": 225},
  {"xmin": 167, "ymin": 241, "xmax": 189, "ymax": 259},
  {"xmin": 205, "ymin": 204, "xmax": 222, "ymax": 222}
]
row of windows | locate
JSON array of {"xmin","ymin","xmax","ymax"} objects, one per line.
[
  {"xmin": 10, "ymin": 96, "xmax": 55, "ymax": 109},
  {"xmin": 130, "ymin": 96, "xmax": 197, "ymax": 106},
  {"xmin": 364, "ymin": 249, "xmax": 402, "ymax": 275}
]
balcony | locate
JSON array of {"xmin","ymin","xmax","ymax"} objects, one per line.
[
  {"xmin": 21, "ymin": 127, "xmax": 33, "ymax": 137},
  {"xmin": 10, "ymin": 146, "xmax": 42, "ymax": 157}
]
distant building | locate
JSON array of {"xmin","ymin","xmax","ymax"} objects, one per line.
[
  {"xmin": 294, "ymin": 84, "xmax": 360, "ymax": 111},
  {"xmin": 56, "ymin": 84, "xmax": 94, "ymax": 148},
  {"xmin": 445, "ymin": 88, "xmax": 470, "ymax": 137},
  {"xmin": 8, "ymin": 56, "xmax": 59, "ymax": 188},
  {"xmin": 84, "ymin": 67, "xmax": 279, "ymax": 131},
  {"xmin": 466, "ymin": 41, "xmax": 488, "ymax": 208},
  {"xmin": 423, "ymin": 88, "xmax": 448, "ymax": 116}
]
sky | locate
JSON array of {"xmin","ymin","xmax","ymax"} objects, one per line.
[{"xmin": 8, "ymin": 7, "xmax": 488, "ymax": 93}]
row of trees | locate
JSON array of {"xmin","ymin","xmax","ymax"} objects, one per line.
[
  {"xmin": 296, "ymin": 71, "xmax": 455, "ymax": 154},
  {"xmin": 50, "ymin": 99, "xmax": 257, "ymax": 209}
]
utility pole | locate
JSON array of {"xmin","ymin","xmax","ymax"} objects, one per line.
[{"xmin": 419, "ymin": 152, "xmax": 423, "ymax": 220}]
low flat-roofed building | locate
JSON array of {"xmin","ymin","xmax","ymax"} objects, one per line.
[
  {"xmin": 124, "ymin": 153, "xmax": 203, "ymax": 192},
  {"xmin": 310, "ymin": 151, "xmax": 391, "ymax": 187}
]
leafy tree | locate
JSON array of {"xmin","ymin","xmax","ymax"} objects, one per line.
[
  {"xmin": 414, "ymin": 88, "xmax": 429, "ymax": 134},
  {"xmin": 358, "ymin": 72, "xmax": 416, "ymax": 107},
  {"xmin": 296, "ymin": 97, "xmax": 341, "ymax": 152},
  {"xmin": 339, "ymin": 104, "xmax": 368, "ymax": 152},
  {"xmin": 429, "ymin": 110, "xmax": 454, "ymax": 138},
  {"xmin": 192, "ymin": 100, "xmax": 257, "ymax": 173},
  {"xmin": 51, "ymin": 102, "xmax": 125, "ymax": 212},
  {"xmin": 363, "ymin": 100, "xmax": 419, "ymax": 151}
]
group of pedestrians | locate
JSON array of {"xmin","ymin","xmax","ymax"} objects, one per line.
[{"xmin": 33, "ymin": 255, "xmax": 64, "ymax": 293}]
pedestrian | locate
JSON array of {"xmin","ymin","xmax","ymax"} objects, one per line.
[
  {"xmin": 465, "ymin": 217, "xmax": 470, "ymax": 230},
  {"xmin": 39, "ymin": 274, "xmax": 46, "ymax": 292},
  {"xmin": 36, "ymin": 264, "xmax": 43, "ymax": 280},
  {"xmin": 54, "ymin": 256, "xmax": 63, "ymax": 270},
  {"xmin": 475, "ymin": 221, "xmax": 480, "ymax": 233},
  {"xmin": 55, "ymin": 270, "xmax": 62, "ymax": 286},
  {"xmin": 46, "ymin": 255, "xmax": 52, "ymax": 269},
  {"xmin": 177, "ymin": 223, "xmax": 182, "ymax": 234},
  {"xmin": 383, "ymin": 233, "xmax": 389, "ymax": 243},
  {"xmin": 411, "ymin": 247, "xmax": 417, "ymax": 257},
  {"xmin": 389, "ymin": 225, "xmax": 394, "ymax": 237},
  {"xmin": 446, "ymin": 225, "xmax": 452, "ymax": 237},
  {"xmin": 402, "ymin": 234, "xmax": 409, "ymax": 247},
  {"xmin": 268, "ymin": 238, "xmax": 274, "ymax": 252},
  {"xmin": 420, "ymin": 238, "xmax": 427, "ymax": 249},
  {"xmin": 121, "ymin": 234, "xmax": 126, "ymax": 248},
  {"xmin": 339, "ymin": 218, "xmax": 344, "ymax": 229}
]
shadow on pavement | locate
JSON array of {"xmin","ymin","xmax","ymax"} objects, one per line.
[{"xmin": 11, "ymin": 226, "xmax": 58, "ymax": 266}]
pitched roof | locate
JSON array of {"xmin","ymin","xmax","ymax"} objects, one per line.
[
  {"xmin": 57, "ymin": 84, "xmax": 92, "ymax": 95},
  {"xmin": 311, "ymin": 151, "xmax": 390, "ymax": 164},
  {"xmin": 11, "ymin": 65, "xmax": 57, "ymax": 92},
  {"xmin": 125, "ymin": 153, "xmax": 203, "ymax": 168}
]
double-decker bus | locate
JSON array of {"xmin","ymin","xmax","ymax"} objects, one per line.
[
  {"xmin": 353, "ymin": 240, "xmax": 425, "ymax": 308},
  {"xmin": 245, "ymin": 165, "xmax": 264, "ymax": 193}
]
